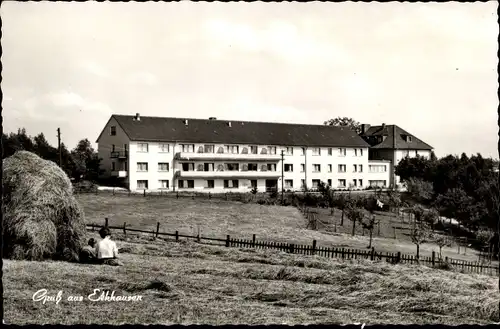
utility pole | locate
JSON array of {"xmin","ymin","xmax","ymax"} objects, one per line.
[
  {"xmin": 281, "ymin": 150, "xmax": 285, "ymax": 205},
  {"xmin": 57, "ymin": 128, "xmax": 62, "ymax": 167}
]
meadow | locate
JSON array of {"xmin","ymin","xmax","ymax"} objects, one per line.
[
  {"xmin": 76, "ymin": 193, "xmax": 493, "ymax": 264},
  {"xmin": 4, "ymin": 234, "xmax": 498, "ymax": 325}
]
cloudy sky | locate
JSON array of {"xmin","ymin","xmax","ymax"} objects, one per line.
[{"xmin": 2, "ymin": 2, "xmax": 498, "ymax": 158}]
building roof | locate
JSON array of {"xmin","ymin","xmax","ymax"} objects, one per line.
[
  {"xmin": 97, "ymin": 114, "xmax": 371, "ymax": 148},
  {"xmin": 360, "ymin": 125, "xmax": 433, "ymax": 150}
]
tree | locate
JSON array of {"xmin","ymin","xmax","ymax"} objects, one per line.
[
  {"xmin": 71, "ymin": 139, "xmax": 102, "ymax": 182},
  {"xmin": 386, "ymin": 188, "xmax": 402, "ymax": 218},
  {"xmin": 395, "ymin": 155, "xmax": 435, "ymax": 182},
  {"xmin": 433, "ymin": 234, "xmax": 452, "ymax": 260},
  {"xmin": 409, "ymin": 205, "xmax": 432, "ymax": 259},
  {"xmin": 324, "ymin": 117, "xmax": 361, "ymax": 134},
  {"xmin": 334, "ymin": 193, "xmax": 350, "ymax": 226},
  {"xmin": 361, "ymin": 213, "xmax": 379, "ymax": 248},
  {"xmin": 435, "ymin": 188, "xmax": 475, "ymax": 230},
  {"xmin": 406, "ymin": 177, "xmax": 434, "ymax": 204},
  {"xmin": 345, "ymin": 204, "xmax": 365, "ymax": 236}
]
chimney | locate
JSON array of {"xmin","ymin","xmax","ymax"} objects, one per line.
[
  {"xmin": 183, "ymin": 119, "xmax": 188, "ymax": 126},
  {"xmin": 361, "ymin": 124, "xmax": 371, "ymax": 134},
  {"xmin": 135, "ymin": 113, "xmax": 140, "ymax": 121},
  {"xmin": 209, "ymin": 117, "xmax": 217, "ymax": 121},
  {"xmin": 227, "ymin": 121, "xmax": 232, "ymax": 127},
  {"xmin": 381, "ymin": 123, "xmax": 385, "ymax": 129}
]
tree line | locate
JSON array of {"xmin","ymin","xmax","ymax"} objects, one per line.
[{"xmin": 2, "ymin": 128, "xmax": 102, "ymax": 183}]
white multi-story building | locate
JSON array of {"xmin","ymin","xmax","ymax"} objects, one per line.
[
  {"xmin": 96, "ymin": 114, "xmax": 393, "ymax": 192},
  {"xmin": 359, "ymin": 123, "xmax": 434, "ymax": 188}
]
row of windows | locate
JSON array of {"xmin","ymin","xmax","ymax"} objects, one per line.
[
  {"xmin": 136, "ymin": 162, "xmax": 170, "ymax": 172},
  {"xmin": 135, "ymin": 179, "xmax": 386, "ymax": 190}
]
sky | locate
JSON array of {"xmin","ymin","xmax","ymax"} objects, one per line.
[{"xmin": 1, "ymin": 2, "xmax": 498, "ymax": 158}]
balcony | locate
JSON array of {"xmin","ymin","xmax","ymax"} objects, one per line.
[
  {"xmin": 175, "ymin": 169, "xmax": 280, "ymax": 179},
  {"xmin": 174, "ymin": 152, "xmax": 281, "ymax": 162},
  {"xmin": 110, "ymin": 151, "xmax": 128, "ymax": 159},
  {"xmin": 111, "ymin": 170, "xmax": 128, "ymax": 178}
]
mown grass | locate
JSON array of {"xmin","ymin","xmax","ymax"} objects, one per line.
[
  {"xmin": 4, "ymin": 237, "xmax": 499, "ymax": 325},
  {"xmin": 77, "ymin": 193, "xmax": 493, "ymax": 264}
]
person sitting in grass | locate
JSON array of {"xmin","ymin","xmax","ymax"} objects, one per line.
[
  {"xmin": 80, "ymin": 238, "xmax": 97, "ymax": 264},
  {"xmin": 96, "ymin": 227, "xmax": 123, "ymax": 266}
]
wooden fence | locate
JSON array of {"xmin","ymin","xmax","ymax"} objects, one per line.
[{"xmin": 87, "ymin": 219, "xmax": 499, "ymax": 277}]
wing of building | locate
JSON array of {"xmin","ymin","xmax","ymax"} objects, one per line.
[
  {"xmin": 95, "ymin": 114, "xmax": 405, "ymax": 192},
  {"xmin": 359, "ymin": 123, "xmax": 434, "ymax": 187}
]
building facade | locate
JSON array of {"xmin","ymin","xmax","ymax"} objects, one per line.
[
  {"xmin": 96, "ymin": 114, "xmax": 394, "ymax": 192},
  {"xmin": 359, "ymin": 123, "xmax": 433, "ymax": 188}
]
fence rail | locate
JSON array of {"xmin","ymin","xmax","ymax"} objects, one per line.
[{"xmin": 87, "ymin": 219, "xmax": 499, "ymax": 277}]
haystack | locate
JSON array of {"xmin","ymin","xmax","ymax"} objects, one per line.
[{"xmin": 2, "ymin": 151, "xmax": 86, "ymax": 261}]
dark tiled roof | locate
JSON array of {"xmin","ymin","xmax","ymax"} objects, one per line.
[
  {"xmin": 102, "ymin": 115, "xmax": 371, "ymax": 148},
  {"xmin": 360, "ymin": 125, "xmax": 433, "ymax": 150}
]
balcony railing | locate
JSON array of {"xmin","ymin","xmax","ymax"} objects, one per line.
[
  {"xmin": 110, "ymin": 151, "xmax": 128, "ymax": 159},
  {"xmin": 111, "ymin": 170, "xmax": 128, "ymax": 178},
  {"xmin": 175, "ymin": 170, "xmax": 280, "ymax": 178},
  {"xmin": 174, "ymin": 152, "xmax": 281, "ymax": 162}
]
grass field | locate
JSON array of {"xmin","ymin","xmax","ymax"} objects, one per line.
[
  {"xmin": 4, "ymin": 234, "xmax": 499, "ymax": 325},
  {"xmin": 76, "ymin": 194, "xmax": 495, "ymax": 264}
]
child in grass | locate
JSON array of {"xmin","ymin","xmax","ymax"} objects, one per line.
[
  {"xmin": 96, "ymin": 227, "xmax": 123, "ymax": 266},
  {"xmin": 80, "ymin": 238, "xmax": 97, "ymax": 264}
]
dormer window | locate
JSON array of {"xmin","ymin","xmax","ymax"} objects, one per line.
[{"xmin": 110, "ymin": 126, "xmax": 116, "ymax": 136}]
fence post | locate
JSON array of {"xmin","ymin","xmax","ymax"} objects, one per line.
[
  {"xmin": 396, "ymin": 251, "xmax": 401, "ymax": 264},
  {"xmin": 144, "ymin": 189, "xmax": 146, "ymax": 197},
  {"xmin": 176, "ymin": 192, "xmax": 179, "ymax": 199},
  {"xmin": 312, "ymin": 240, "xmax": 317, "ymax": 256},
  {"xmin": 370, "ymin": 247, "xmax": 375, "ymax": 261},
  {"xmin": 175, "ymin": 230, "xmax": 179, "ymax": 242},
  {"xmin": 341, "ymin": 248, "xmax": 345, "ymax": 259},
  {"xmin": 393, "ymin": 227, "xmax": 397, "ymax": 239},
  {"xmin": 225, "ymin": 193, "xmax": 228, "ymax": 201},
  {"xmin": 432, "ymin": 251, "xmax": 435, "ymax": 266},
  {"xmin": 377, "ymin": 221, "xmax": 380, "ymax": 236},
  {"xmin": 290, "ymin": 244, "xmax": 295, "ymax": 254},
  {"xmin": 226, "ymin": 235, "xmax": 230, "ymax": 247},
  {"xmin": 92, "ymin": 223, "xmax": 95, "ymax": 231},
  {"xmin": 209, "ymin": 192, "xmax": 211, "ymax": 200},
  {"xmin": 445, "ymin": 256, "xmax": 448, "ymax": 264},
  {"xmin": 252, "ymin": 234, "xmax": 256, "ymax": 248},
  {"xmin": 123, "ymin": 222, "xmax": 127, "ymax": 235},
  {"xmin": 156, "ymin": 222, "xmax": 160, "ymax": 238},
  {"xmin": 105, "ymin": 218, "xmax": 109, "ymax": 228}
]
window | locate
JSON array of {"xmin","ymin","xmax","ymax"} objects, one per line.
[
  {"xmin": 369, "ymin": 165, "xmax": 387, "ymax": 173},
  {"xmin": 312, "ymin": 179, "xmax": 320, "ymax": 188},
  {"xmin": 353, "ymin": 164, "xmax": 357, "ymax": 172},
  {"xmin": 158, "ymin": 163, "xmax": 169, "ymax": 172},
  {"xmin": 328, "ymin": 164, "xmax": 332, "ymax": 173},
  {"xmin": 359, "ymin": 165, "xmax": 363, "ymax": 173},
  {"xmin": 137, "ymin": 162, "xmax": 148, "ymax": 172},
  {"xmin": 205, "ymin": 180, "xmax": 214, "ymax": 188},
  {"xmin": 355, "ymin": 148, "xmax": 364, "ymax": 156},
  {"xmin": 181, "ymin": 144, "xmax": 194, "ymax": 153},
  {"xmin": 358, "ymin": 179, "xmax": 363, "ymax": 187},
  {"xmin": 182, "ymin": 163, "xmax": 195, "ymax": 171},
  {"xmin": 268, "ymin": 146, "xmax": 277, "ymax": 155},
  {"xmin": 284, "ymin": 164, "xmax": 293, "ymax": 172},
  {"xmin": 285, "ymin": 147, "xmax": 293, "ymax": 156},
  {"xmin": 137, "ymin": 180, "xmax": 148, "ymax": 189},
  {"xmin": 301, "ymin": 164, "xmax": 305, "ymax": 172},
  {"xmin": 138, "ymin": 143, "xmax": 149, "ymax": 153},
  {"xmin": 312, "ymin": 148, "xmax": 321, "ymax": 156},
  {"xmin": 250, "ymin": 180, "xmax": 257, "ymax": 188},
  {"xmin": 204, "ymin": 145, "xmax": 215, "ymax": 153},
  {"xmin": 225, "ymin": 163, "xmax": 239, "ymax": 171},
  {"xmin": 247, "ymin": 163, "xmax": 258, "ymax": 171},
  {"xmin": 178, "ymin": 180, "xmax": 194, "ymax": 189},
  {"xmin": 217, "ymin": 146, "xmax": 224, "ymax": 154},
  {"xmin": 110, "ymin": 126, "xmax": 116, "ymax": 136},
  {"xmin": 313, "ymin": 164, "xmax": 321, "ymax": 172},
  {"xmin": 338, "ymin": 179, "xmax": 346, "ymax": 188},
  {"xmin": 159, "ymin": 144, "xmax": 170, "ymax": 153},
  {"xmin": 338, "ymin": 164, "xmax": 346, "ymax": 173},
  {"xmin": 327, "ymin": 179, "xmax": 332, "ymax": 186},
  {"xmin": 301, "ymin": 147, "xmax": 306, "ymax": 156},
  {"xmin": 267, "ymin": 164, "xmax": 277, "ymax": 171},
  {"xmin": 224, "ymin": 180, "xmax": 239, "ymax": 188},
  {"xmin": 112, "ymin": 144, "xmax": 116, "ymax": 152},
  {"xmin": 285, "ymin": 180, "xmax": 293, "ymax": 188},
  {"xmin": 359, "ymin": 149, "xmax": 363, "ymax": 156},
  {"xmin": 159, "ymin": 180, "xmax": 169, "ymax": 189},
  {"xmin": 204, "ymin": 163, "xmax": 214, "ymax": 172},
  {"xmin": 111, "ymin": 162, "xmax": 116, "ymax": 171},
  {"xmin": 338, "ymin": 148, "xmax": 346, "ymax": 156},
  {"xmin": 225, "ymin": 145, "xmax": 239, "ymax": 154},
  {"xmin": 250, "ymin": 146, "xmax": 258, "ymax": 154},
  {"xmin": 328, "ymin": 148, "xmax": 333, "ymax": 156},
  {"xmin": 408, "ymin": 136, "xmax": 412, "ymax": 142},
  {"xmin": 369, "ymin": 180, "xmax": 387, "ymax": 188},
  {"xmin": 352, "ymin": 179, "xmax": 357, "ymax": 187}
]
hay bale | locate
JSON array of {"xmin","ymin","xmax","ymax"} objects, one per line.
[{"xmin": 2, "ymin": 151, "xmax": 86, "ymax": 261}]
